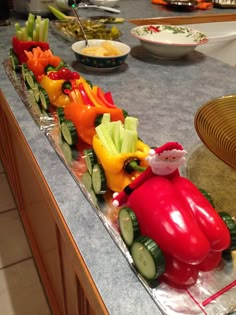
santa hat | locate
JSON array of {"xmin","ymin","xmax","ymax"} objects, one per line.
[{"xmin": 149, "ymin": 142, "xmax": 185, "ymax": 157}]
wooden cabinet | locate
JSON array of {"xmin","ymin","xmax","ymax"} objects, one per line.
[{"xmin": 0, "ymin": 90, "xmax": 108, "ymax": 315}]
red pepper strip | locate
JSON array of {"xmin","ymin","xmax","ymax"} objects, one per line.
[
  {"xmin": 172, "ymin": 176, "xmax": 231, "ymax": 252},
  {"xmin": 12, "ymin": 36, "xmax": 49, "ymax": 64},
  {"xmin": 97, "ymin": 87, "xmax": 116, "ymax": 108},
  {"xmin": 78, "ymin": 83, "xmax": 95, "ymax": 106},
  {"xmin": 104, "ymin": 91, "xmax": 115, "ymax": 105},
  {"xmin": 126, "ymin": 176, "xmax": 211, "ymax": 264}
]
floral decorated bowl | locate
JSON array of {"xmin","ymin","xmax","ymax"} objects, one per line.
[
  {"xmin": 72, "ymin": 39, "xmax": 130, "ymax": 72},
  {"xmin": 131, "ymin": 24, "xmax": 208, "ymax": 59}
]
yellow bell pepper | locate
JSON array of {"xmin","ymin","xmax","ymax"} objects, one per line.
[
  {"xmin": 92, "ymin": 135, "xmax": 150, "ymax": 192},
  {"xmin": 40, "ymin": 68, "xmax": 83, "ymax": 108}
]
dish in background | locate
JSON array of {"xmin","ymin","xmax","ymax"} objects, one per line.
[
  {"xmin": 130, "ymin": 24, "xmax": 208, "ymax": 59},
  {"xmin": 89, "ymin": 0, "xmax": 120, "ymax": 7},
  {"xmin": 194, "ymin": 94, "xmax": 236, "ymax": 170},
  {"xmin": 72, "ymin": 39, "xmax": 130, "ymax": 72},
  {"xmin": 50, "ymin": 19, "xmax": 121, "ymax": 42}
]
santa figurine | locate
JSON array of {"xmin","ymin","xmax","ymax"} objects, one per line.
[{"xmin": 112, "ymin": 141, "xmax": 187, "ymax": 207}]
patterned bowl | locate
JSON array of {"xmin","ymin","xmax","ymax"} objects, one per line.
[
  {"xmin": 72, "ymin": 39, "xmax": 130, "ymax": 72},
  {"xmin": 131, "ymin": 24, "xmax": 208, "ymax": 59}
]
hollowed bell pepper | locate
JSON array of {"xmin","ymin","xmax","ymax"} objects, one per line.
[
  {"xmin": 25, "ymin": 47, "xmax": 63, "ymax": 82},
  {"xmin": 92, "ymin": 135, "xmax": 150, "ymax": 192},
  {"xmin": 12, "ymin": 36, "xmax": 49, "ymax": 64},
  {"xmin": 40, "ymin": 69, "xmax": 81, "ymax": 108},
  {"xmin": 64, "ymin": 102, "xmax": 125, "ymax": 145}
]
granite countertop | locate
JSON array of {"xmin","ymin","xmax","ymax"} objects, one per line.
[{"xmin": 1, "ymin": 2, "xmax": 236, "ymax": 314}]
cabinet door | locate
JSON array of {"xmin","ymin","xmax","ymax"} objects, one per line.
[
  {"xmin": 0, "ymin": 90, "xmax": 65, "ymax": 315},
  {"xmin": 59, "ymin": 232, "xmax": 97, "ymax": 315},
  {"xmin": 0, "ymin": 98, "xmax": 19, "ymax": 202},
  {"xmin": 10, "ymin": 122, "xmax": 65, "ymax": 315}
]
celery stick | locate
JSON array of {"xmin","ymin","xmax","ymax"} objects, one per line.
[
  {"xmin": 16, "ymin": 29, "xmax": 22, "ymax": 40},
  {"xmin": 121, "ymin": 129, "xmax": 137, "ymax": 153},
  {"xmin": 42, "ymin": 18, "xmax": 49, "ymax": 42},
  {"xmin": 36, "ymin": 15, "xmax": 42, "ymax": 24},
  {"xmin": 15, "ymin": 22, "xmax": 21, "ymax": 32},
  {"xmin": 101, "ymin": 113, "xmax": 111, "ymax": 124},
  {"xmin": 39, "ymin": 20, "xmax": 45, "ymax": 42},
  {"xmin": 34, "ymin": 24, "xmax": 40, "ymax": 41},
  {"xmin": 15, "ymin": 23, "xmax": 22, "ymax": 39},
  {"xmin": 95, "ymin": 124, "xmax": 118, "ymax": 156},
  {"xmin": 111, "ymin": 120, "xmax": 123, "ymax": 152},
  {"xmin": 124, "ymin": 116, "xmax": 138, "ymax": 131},
  {"xmin": 27, "ymin": 19, "xmax": 34, "ymax": 41},
  {"xmin": 27, "ymin": 13, "xmax": 35, "ymax": 23},
  {"xmin": 21, "ymin": 27, "xmax": 27, "ymax": 41},
  {"xmin": 48, "ymin": 5, "xmax": 70, "ymax": 20}
]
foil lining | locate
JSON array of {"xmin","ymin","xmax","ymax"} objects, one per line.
[{"xmin": 4, "ymin": 59, "xmax": 236, "ymax": 315}]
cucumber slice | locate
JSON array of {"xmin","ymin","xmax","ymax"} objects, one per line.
[
  {"xmin": 218, "ymin": 212, "xmax": 236, "ymax": 231},
  {"xmin": 57, "ymin": 107, "xmax": 65, "ymax": 125},
  {"xmin": 118, "ymin": 207, "xmax": 140, "ymax": 247},
  {"xmin": 9, "ymin": 48, "xmax": 19, "ymax": 72},
  {"xmin": 219, "ymin": 211, "xmax": 236, "ymax": 249},
  {"xmin": 32, "ymin": 83, "xmax": 40, "ymax": 103},
  {"xmin": 60, "ymin": 141, "xmax": 78, "ymax": 166},
  {"xmin": 21, "ymin": 63, "xmax": 28, "ymax": 81},
  {"xmin": 81, "ymin": 171, "xmax": 92, "ymax": 192},
  {"xmin": 198, "ymin": 188, "xmax": 215, "ymax": 208},
  {"xmin": 25, "ymin": 70, "xmax": 36, "ymax": 90},
  {"xmin": 61, "ymin": 141, "xmax": 73, "ymax": 166},
  {"xmin": 92, "ymin": 164, "xmax": 107, "ymax": 195},
  {"xmin": 84, "ymin": 149, "xmax": 97, "ymax": 175},
  {"xmin": 131, "ymin": 236, "xmax": 165, "ymax": 280},
  {"xmin": 39, "ymin": 87, "xmax": 50, "ymax": 111},
  {"xmin": 61, "ymin": 120, "xmax": 78, "ymax": 146}
]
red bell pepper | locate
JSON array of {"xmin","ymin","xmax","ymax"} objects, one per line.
[
  {"xmin": 12, "ymin": 36, "xmax": 49, "ymax": 64},
  {"xmin": 113, "ymin": 142, "xmax": 230, "ymax": 287},
  {"xmin": 196, "ymin": 250, "xmax": 222, "ymax": 271},
  {"xmin": 172, "ymin": 176, "xmax": 231, "ymax": 252},
  {"xmin": 126, "ymin": 176, "xmax": 211, "ymax": 265},
  {"xmin": 160, "ymin": 255, "xmax": 199, "ymax": 288}
]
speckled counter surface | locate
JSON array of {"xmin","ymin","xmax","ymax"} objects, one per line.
[{"xmin": 1, "ymin": 2, "xmax": 236, "ymax": 314}]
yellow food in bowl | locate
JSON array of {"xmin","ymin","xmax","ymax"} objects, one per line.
[{"xmin": 80, "ymin": 41, "xmax": 123, "ymax": 57}]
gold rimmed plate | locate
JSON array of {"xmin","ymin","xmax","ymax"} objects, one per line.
[{"xmin": 194, "ymin": 94, "xmax": 236, "ymax": 170}]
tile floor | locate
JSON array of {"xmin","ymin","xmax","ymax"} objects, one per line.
[{"xmin": 0, "ymin": 158, "xmax": 52, "ymax": 315}]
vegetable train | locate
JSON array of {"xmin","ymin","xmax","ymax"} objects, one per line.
[{"xmin": 9, "ymin": 14, "xmax": 236, "ymax": 289}]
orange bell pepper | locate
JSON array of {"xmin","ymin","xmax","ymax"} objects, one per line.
[
  {"xmin": 63, "ymin": 101, "xmax": 125, "ymax": 145},
  {"xmin": 25, "ymin": 47, "xmax": 63, "ymax": 82}
]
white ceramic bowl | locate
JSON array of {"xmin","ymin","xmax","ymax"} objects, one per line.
[
  {"xmin": 89, "ymin": 0, "xmax": 120, "ymax": 7},
  {"xmin": 131, "ymin": 24, "xmax": 208, "ymax": 59},
  {"xmin": 72, "ymin": 39, "xmax": 130, "ymax": 72}
]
